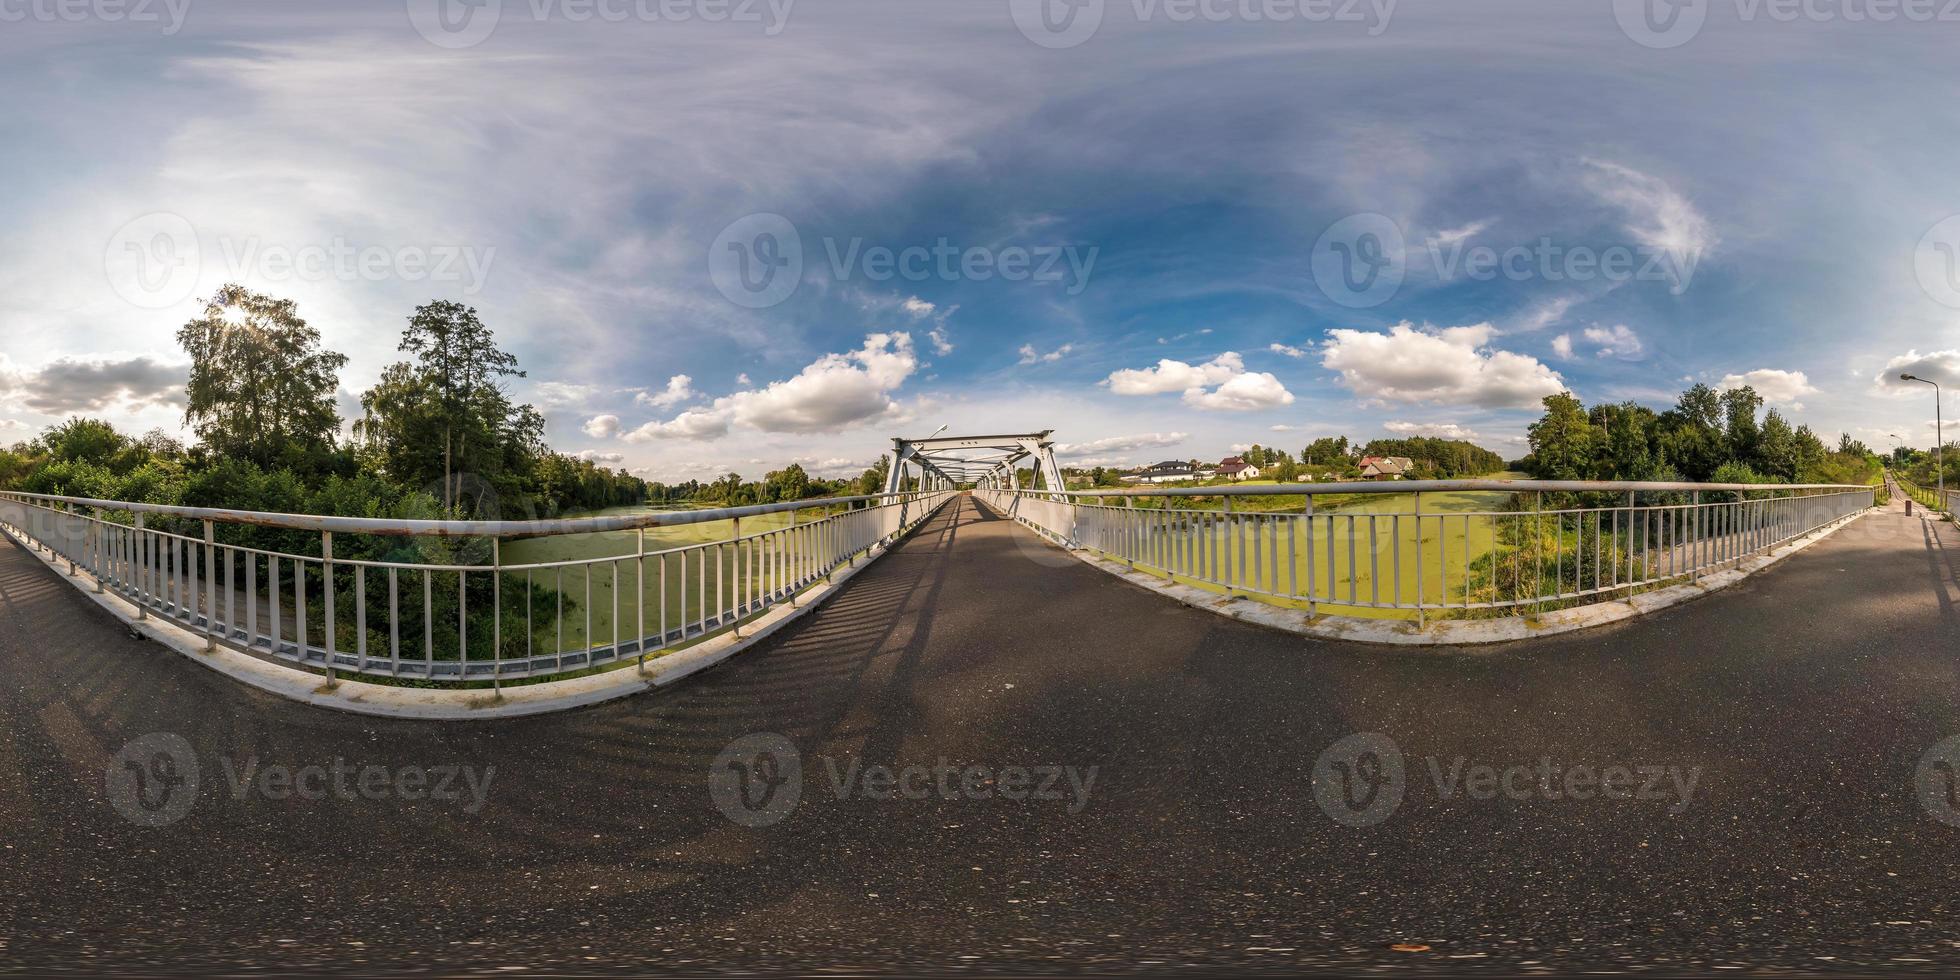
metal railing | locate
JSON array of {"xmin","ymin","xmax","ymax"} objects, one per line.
[
  {"xmin": 1895, "ymin": 475, "xmax": 1953, "ymax": 515},
  {"xmin": 977, "ymin": 480, "xmax": 1873, "ymax": 622},
  {"xmin": 0, "ymin": 488, "xmax": 955, "ymax": 686}
]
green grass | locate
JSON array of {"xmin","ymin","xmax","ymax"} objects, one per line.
[
  {"xmin": 497, "ymin": 502, "xmax": 856, "ymax": 656},
  {"xmin": 1078, "ymin": 475, "xmax": 1533, "ymax": 621}
]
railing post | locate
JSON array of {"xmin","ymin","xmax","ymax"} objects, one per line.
[
  {"xmin": 92, "ymin": 507, "xmax": 105, "ymax": 593},
  {"xmin": 133, "ymin": 514, "xmax": 146, "ymax": 621},
  {"xmin": 203, "ymin": 520, "xmax": 217, "ymax": 651},
  {"xmin": 1414, "ymin": 491, "xmax": 1424, "ymax": 629},
  {"xmin": 492, "ymin": 536, "xmax": 502, "ymax": 696},
  {"xmin": 1690, "ymin": 491, "xmax": 1700, "ymax": 582},
  {"xmin": 321, "ymin": 530, "xmax": 335, "ymax": 685},
  {"xmin": 637, "ymin": 527, "xmax": 649, "ymax": 671},
  {"xmin": 731, "ymin": 516, "xmax": 742, "ymax": 639}
]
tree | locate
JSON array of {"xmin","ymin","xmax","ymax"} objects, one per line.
[
  {"xmin": 1757, "ymin": 409, "xmax": 1798, "ymax": 479},
  {"xmin": 857, "ymin": 455, "xmax": 891, "ymax": 496},
  {"xmin": 178, "ymin": 284, "xmax": 348, "ymax": 469},
  {"xmin": 1525, "ymin": 392, "xmax": 1595, "ymax": 480},
  {"xmin": 1721, "ymin": 386, "xmax": 1764, "ymax": 465},
  {"xmin": 398, "ymin": 301, "xmax": 524, "ymax": 509},
  {"xmin": 355, "ymin": 302, "xmax": 543, "ymax": 514},
  {"xmin": 764, "ymin": 463, "xmax": 810, "ymax": 502}
]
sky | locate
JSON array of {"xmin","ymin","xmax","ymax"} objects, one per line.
[{"xmin": 3, "ymin": 0, "xmax": 1959, "ymax": 482}]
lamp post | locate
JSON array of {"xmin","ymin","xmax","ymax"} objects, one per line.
[{"xmin": 1901, "ymin": 374, "xmax": 1944, "ymax": 501}]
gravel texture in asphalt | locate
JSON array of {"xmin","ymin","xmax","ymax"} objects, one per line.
[{"xmin": 3, "ymin": 493, "xmax": 1959, "ymax": 975}]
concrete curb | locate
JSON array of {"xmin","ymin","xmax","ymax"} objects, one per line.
[
  {"xmin": 1013, "ymin": 506, "xmax": 1876, "ymax": 648},
  {"xmin": 2, "ymin": 510, "xmax": 938, "ymax": 721}
]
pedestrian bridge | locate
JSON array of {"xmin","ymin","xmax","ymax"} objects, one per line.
[
  {"xmin": 2, "ymin": 451, "xmax": 1959, "ymax": 971},
  {"xmin": 0, "ymin": 427, "xmax": 1912, "ymax": 710}
]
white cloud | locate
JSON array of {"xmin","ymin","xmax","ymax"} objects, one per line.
[
  {"xmin": 1423, "ymin": 218, "xmax": 1491, "ymax": 249},
  {"xmin": 1106, "ymin": 352, "xmax": 1245, "ymax": 395},
  {"xmin": 1185, "ymin": 371, "xmax": 1295, "ymax": 411},
  {"xmin": 1582, "ymin": 323, "xmax": 1644, "ymax": 360},
  {"xmin": 0, "ymin": 353, "xmax": 186, "ymax": 415},
  {"xmin": 581, "ymin": 414, "xmax": 621, "ymax": 439},
  {"xmin": 901, "ymin": 296, "xmax": 936, "ymax": 318},
  {"xmin": 1512, "ymin": 296, "xmax": 1576, "ymax": 333},
  {"xmin": 1718, "ymin": 369, "xmax": 1819, "ymax": 410},
  {"xmin": 928, "ymin": 328, "xmax": 954, "ymax": 356},
  {"xmin": 621, "ymin": 407, "xmax": 732, "ymax": 442},
  {"xmin": 1320, "ymin": 322, "xmax": 1566, "ymax": 410},
  {"xmin": 638, "ymin": 374, "xmax": 696, "ymax": 409},
  {"xmin": 1875, "ymin": 349, "xmax": 1960, "ymax": 391},
  {"xmin": 1581, "ymin": 159, "xmax": 1715, "ymax": 289},
  {"xmin": 568, "ymin": 449, "xmax": 626, "ymax": 464},
  {"xmin": 1105, "ymin": 351, "xmax": 1293, "ymax": 411},
  {"xmin": 624, "ymin": 333, "xmax": 918, "ymax": 442},
  {"xmin": 1551, "ymin": 333, "xmax": 1574, "ymax": 359},
  {"xmin": 1268, "ymin": 343, "xmax": 1308, "ymax": 358},
  {"xmin": 1054, "ymin": 432, "xmax": 1190, "ymax": 457},
  {"xmin": 531, "ymin": 382, "xmax": 603, "ymax": 408},
  {"xmin": 1018, "ymin": 343, "xmax": 1073, "ymax": 364},
  {"xmin": 1384, "ymin": 420, "xmax": 1481, "ymax": 439}
]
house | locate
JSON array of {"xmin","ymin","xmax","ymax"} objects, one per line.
[
  {"xmin": 1126, "ymin": 460, "xmax": 1199, "ymax": 484},
  {"xmin": 1357, "ymin": 455, "xmax": 1415, "ymax": 480},
  {"xmin": 1215, "ymin": 456, "xmax": 1263, "ymax": 481}
]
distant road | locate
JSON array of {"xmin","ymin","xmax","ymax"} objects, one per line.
[{"xmin": 3, "ymin": 495, "xmax": 1958, "ymax": 973}]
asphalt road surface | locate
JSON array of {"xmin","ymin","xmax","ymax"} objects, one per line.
[{"xmin": 3, "ymin": 493, "xmax": 1959, "ymax": 975}]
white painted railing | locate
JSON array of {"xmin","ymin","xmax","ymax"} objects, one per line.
[
  {"xmin": 977, "ymin": 481, "xmax": 1873, "ymax": 622},
  {"xmin": 0, "ymin": 489, "xmax": 955, "ymax": 686}
]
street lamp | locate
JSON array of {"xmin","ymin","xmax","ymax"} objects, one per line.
[{"xmin": 1901, "ymin": 374, "xmax": 1944, "ymax": 501}]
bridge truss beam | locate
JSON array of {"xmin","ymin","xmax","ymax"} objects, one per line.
[{"xmin": 882, "ymin": 431, "xmax": 1064, "ymax": 497}]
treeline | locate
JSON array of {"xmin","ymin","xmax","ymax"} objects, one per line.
[
  {"xmin": 0, "ymin": 284, "xmax": 652, "ymax": 521},
  {"xmin": 1520, "ymin": 383, "xmax": 1882, "ymax": 485},
  {"xmin": 1355, "ymin": 438, "xmax": 1506, "ymax": 478},
  {"xmin": 688, "ymin": 455, "xmax": 893, "ymax": 507}
]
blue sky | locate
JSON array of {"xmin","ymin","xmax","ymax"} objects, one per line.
[{"xmin": 2, "ymin": 0, "xmax": 1957, "ymax": 481}]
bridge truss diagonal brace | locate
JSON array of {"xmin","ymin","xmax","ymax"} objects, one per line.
[{"xmin": 882, "ymin": 431, "xmax": 1064, "ymax": 498}]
